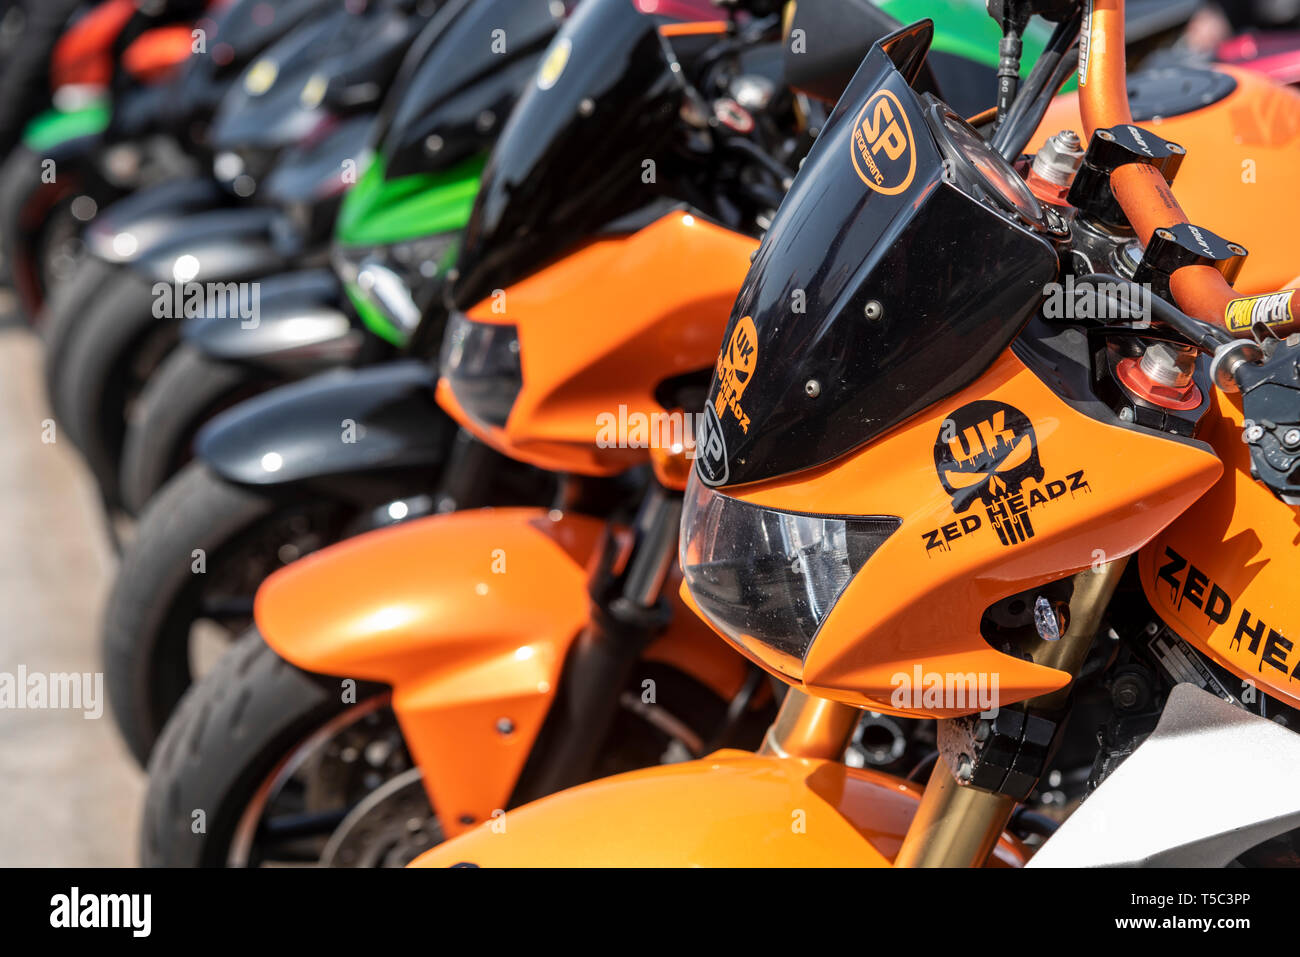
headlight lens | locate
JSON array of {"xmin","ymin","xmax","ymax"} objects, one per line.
[
  {"xmin": 680, "ymin": 471, "xmax": 900, "ymax": 675},
  {"xmin": 439, "ymin": 310, "xmax": 522, "ymax": 429},
  {"xmin": 336, "ymin": 232, "xmax": 460, "ymax": 340}
]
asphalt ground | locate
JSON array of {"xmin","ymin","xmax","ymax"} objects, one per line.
[{"xmin": 0, "ymin": 293, "xmax": 142, "ymax": 866}]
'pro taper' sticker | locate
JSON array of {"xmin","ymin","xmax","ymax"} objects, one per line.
[
  {"xmin": 1225, "ymin": 290, "xmax": 1294, "ymax": 333},
  {"xmin": 850, "ymin": 88, "xmax": 917, "ymax": 195}
]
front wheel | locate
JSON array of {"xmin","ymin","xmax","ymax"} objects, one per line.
[
  {"xmin": 102, "ymin": 462, "xmax": 357, "ymax": 766},
  {"xmin": 48, "ymin": 265, "xmax": 174, "ymax": 502},
  {"xmin": 141, "ymin": 630, "xmax": 440, "ymax": 867}
]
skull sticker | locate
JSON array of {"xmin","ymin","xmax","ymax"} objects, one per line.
[
  {"xmin": 713, "ymin": 315, "xmax": 757, "ymax": 433},
  {"xmin": 934, "ymin": 400, "xmax": 1045, "ymax": 547}
]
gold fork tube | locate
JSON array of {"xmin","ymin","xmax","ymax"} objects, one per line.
[
  {"xmin": 759, "ymin": 689, "xmax": 860, "ymax": 760},
  {"xmin": 894, "ymin": 557, "xmax": 1130, "ymax": 867}
]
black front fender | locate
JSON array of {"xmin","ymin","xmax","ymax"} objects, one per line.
[
  {"xmin": 124, "ymin": 205, "xmax": 301, "ymax": 284},
  {"xmin": 195, "ymin": 360, "xmax": 455, "ymax": 501},
  {"xmin": 84, "ymin": 177, "xmax": 233, "ymax": 264},
  {"xmin": 180, "ymin": 268, "xmax": 368, "ymax": 374}
]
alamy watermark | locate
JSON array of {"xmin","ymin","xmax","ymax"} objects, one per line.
[
  {"xmin": 596, "ymin": 405, "xmax": 705, "ymax": 455},
  {"xmin": 152, "ymin": 280, "xmax": 261, "ymax": 328},
  {"xmin": 1042, "ymin": 274, "xmax": 1152, "ymax": 322},
  {"xmin": 0, "ymin": 667, "xmax": 103, "ymax": 719},
  {"xmin": 890, "ymin": 666, "xmax": 1000, "ymax": 717}
]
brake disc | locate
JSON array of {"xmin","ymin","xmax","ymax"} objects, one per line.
[{"xmin": 319, "ymin": 767, "xmax": 444, "ymax": 867}]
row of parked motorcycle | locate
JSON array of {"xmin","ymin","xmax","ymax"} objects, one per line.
[{"xmin": 4, "ymin": 0, "xmax": 1300, "ymax": 867}]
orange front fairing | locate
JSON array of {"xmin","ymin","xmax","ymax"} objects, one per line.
[
  {"xmin": 122, "ymin": 25, "xmax": 197, "ymax": 84},
  {"xmin": 683, "ymin": 349, "xmax": 1223, "ymax": 716},
  {"xmin": 1139, "ymin": 392, "xmax": 1300, "ymax": 708},
  {"xmin": 255, "ymin": 507, "xmax": 754, "ymax": 837},
  {"xmin": 1028, "ymin": 65, "xmax": 1300, "ymax": 296},
  {"xmin": 409, "ymin": 751, "xmax": 1027, "ymax": 867},
  {"xmin": 439, "ymin": 212, "xmax": 757, "ymax": 475},
  {"xmin": 51, "ymin": 0, "xmax": 138, "ymax": 89}
]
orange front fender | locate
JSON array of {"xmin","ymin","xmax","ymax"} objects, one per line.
[
  {"xmin": 256, "ymin": 508, "xmax": 607, "ymax": 836},
  {"xmin": 409, "ymin": 751, "xmax": 1028, "ymax": 867},
  {"xmin": 255, "ymin": 507, "xmax": 754, "ymax": 837}
]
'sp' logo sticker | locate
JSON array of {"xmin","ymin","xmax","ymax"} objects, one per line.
[{"xmin": 850, "ymin": 89, "xmax": 917, "ymax": 196}]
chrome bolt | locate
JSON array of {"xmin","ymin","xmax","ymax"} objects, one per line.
[
  {"xmin": 1284, "ymin": 429, "xmax": 1300, "ymax": 447},
  {"xmin": 955, "ymin": 754, "xmax": 973, "ymax": 784},
  {"xmin": 495, "ymin": 717, "xmax": 515, "ymax": 735},
  {"xmin": 804, "ymin": 379, "xmax": 821, "ymax": 398},
  {"xmin": 1119, "ymin": 407, "xmax": 1134, "ymax": 422},
  {"xmin": 1244, "ymin": 424, "xmax": 1265, "ymax": 444},
  {"xmin": 863, "ymin": 300, "xmax": 883, "ymax": 320}
]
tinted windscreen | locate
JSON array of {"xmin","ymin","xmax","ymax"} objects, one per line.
[
  {"xmin": 696, "ymin": 26, "xmax": 1058, "ymax": 489},
  {"xmin": 451, "ymin": 0, "xmax": 684, "ymax": 311},
  {"xmin": 378, "ymin": 0, "xmax": 563, "ymax": 177}
]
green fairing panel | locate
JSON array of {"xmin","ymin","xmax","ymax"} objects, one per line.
[
  {"xmin": 335, "ymin": 153, "xmax": 485, "ymax": 248},
  {"xmin": 22, "ymin": 102, "xmax": 112, "ymax": 152},
  {"xmin": 878, "ymin": 0, "xmax": 1076, "ymax": 90}
]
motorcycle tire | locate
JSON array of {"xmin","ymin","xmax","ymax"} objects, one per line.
[
  {"xmin": 103, "ymin": 462, "xmax": 355, "ymax": 766},
  {"xmin": 49, "ymin": 265, "xmax": 175, "ymax": 504},
  {"xmin": 40, "ymin": 254, "xmax": 117, "ymax": 394},
  {"xmin": 140, "ymin": 629, "xmax": 408, "ymax": 867},
  {"xmin": 118, "ymin": 343, "xmax": 277, "ymax": 515}
]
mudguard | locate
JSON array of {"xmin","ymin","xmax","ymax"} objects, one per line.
[
  {"xmin": 181, "ymin": 268, "xmax": 365, "ymax": 373},
  {"xmin": 409, "ymin": 751, "xmax": 1029, "ymax": 865},
  {"xmin": 83, "ymin": 176, "xmax": 232, "ymax": 264},
  {"xmin": 254, "ymin": 507, "xmax": 757, "ymax": 838},
  {"xmin": 195, "ymin": 360, "xmax": 454, "ymax": 496},
  {"xmin": 124, "ymin": 205, "xmax": 300, "ymax": 284},
  {"xmin": 260, "ymin": 113, "xmax": 376, "ymax": 206}
]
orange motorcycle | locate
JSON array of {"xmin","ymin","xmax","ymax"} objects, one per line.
[
  {"xmin": 415, "ymin": 0, "xmax": 1300, "ymax": 867},
  {"xmin": 137, "ymin": 0, "xmax": 826, "ymax": 866}
]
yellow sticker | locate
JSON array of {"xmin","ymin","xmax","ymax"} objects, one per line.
[
  {"xmin": 1226, "ymin": 291, "xmax": 1294, "ymax": 332},
  {"xmin": 714, "ymin": 316, "xmax": 757, "ymax": 434},
  {"xmin": 244, "ymin": 58, "xmax": 278, "ymax": 96},
  {"xmin": 537, "ymin": 37, "xmax": 571, "ymax": 91},
  {"xmin": 300, "ymin": 73, "xmax": 328, "ymax": 109}
]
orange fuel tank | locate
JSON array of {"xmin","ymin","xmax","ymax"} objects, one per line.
[
  {"xmin": 1139, "ymin": 390, "xmax": 1300, "ymax": 709},
  {"xmin": 1028, "ymin": 65, "xmax": 1300, "ymax": 295},
  {"xmin": 407, "ymin": 751, "xmax": 1028, "ymax": 867}
]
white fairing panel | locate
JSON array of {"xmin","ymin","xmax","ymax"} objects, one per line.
[{"xmin": 1028, "ymin": 683, "xmax": 1300, "ymax": 867}]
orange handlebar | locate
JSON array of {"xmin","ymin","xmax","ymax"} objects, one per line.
[{"xmin": 1078, "ymin": 0, "xmax": 1297, "ymax": 337}]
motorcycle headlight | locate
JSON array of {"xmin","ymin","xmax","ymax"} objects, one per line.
[
  {"xmin": 439, "ymin": 310, "xmax": 522, "ymax": 429},
  {"xmin": 680, "ymin": 472, "xmax": 900, "ymax": 677},
  {"xmin": 336, "ymin": 232, "xmax": 460, "ymax": 343}
]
